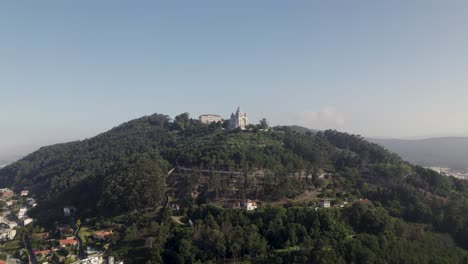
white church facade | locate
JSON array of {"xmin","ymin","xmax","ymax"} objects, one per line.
[
  {"xmin": 198, "ymin": 107, "xmax": 248, "ymax": 130},
  {"xmin": 229, "ymin": 107, "xmax": 248, "ymax": 130}
]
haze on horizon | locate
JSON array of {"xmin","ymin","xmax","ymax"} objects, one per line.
[{"xmin": 1, "ymin": 1, "xmax": 468, "ymax": 154}]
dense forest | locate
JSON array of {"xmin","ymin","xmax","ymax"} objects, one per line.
[{"xmin": 2, "ymin": 113, "xmax": 468, "ymax": 263}]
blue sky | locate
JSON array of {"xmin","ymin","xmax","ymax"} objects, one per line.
[{"xmin": 1, "ymin": 1, "xmax": 468, "ymax": 152}]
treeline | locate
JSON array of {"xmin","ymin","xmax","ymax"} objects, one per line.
[
  {"xmin": 0, "ymin": 114, "xmax": 173, "ymax": 218},
  {"xmin": 108, "ymin": 204, "xmax": 466, "ymax": 264}
]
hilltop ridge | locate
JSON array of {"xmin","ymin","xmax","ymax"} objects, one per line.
[{"xmin": 2, "ymin": 113, "xmax": 468, "ymax": 263}]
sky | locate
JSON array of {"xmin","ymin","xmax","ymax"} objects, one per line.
[{"xmin": 1, "ymin": 1, "xmax": 468, "ymax": 156}]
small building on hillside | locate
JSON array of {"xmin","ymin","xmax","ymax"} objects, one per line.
[
  {"xmin": 27, "ymin": 198, "xmax": 37, "ymax": 208},
  {"xmin": 18, "ymin": 207, "xmax": 27, "ymax": 219},
  {"xmin": 92, "ymin": 230, "xmax": 113, "ymax": 241},
  {"xmin": 320, "ymin": 200, "xmax": 331, "ymax": 208},
  {"xmin": 242, "ymin": 200, "xmax": 258, "ymax": 211},
  {"xmin": 23, "ymin": 218, "xmax": 33, "ymax": 226},
  {"xmin": 20, "ymin": 190, "xmax": 29, "ymax": 196},
  {"xmin": 1, "ymin": 189, "xmax": 13, "ymax": 198},
  {"xmin": 63, "ymin": 206, "xmax": 77, "ymax": 217},
  {"xmin": 5, "ymin": 221, "xmax": 17, "ymax": 229},
  {"xmin": 0, "ymin": 228, "xmax": 16, "ymax": 240},
  {"xmin": 59, "ymin": 238, "xmax": 78, "ymax": 247}
]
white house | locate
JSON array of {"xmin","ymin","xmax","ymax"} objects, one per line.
[
  {"xmin": 27, "ymin": 198, "xmax": 37, "ymax": 208},
  {"xmin": 23, "ymin": 218, "xmax": 33, "ymax": 226},
  {"xmin": 242, "ymin": 200, "xmax": 258, "ymax": 211},
  {"xmin": 320, "ymin": 200, "xmax": 331, "ymax": 208},
  {"xmin": 0, "ymin": 228, "xmax": 16, "ymax": 240},
  {"xmin": 64, "ymin": 207, "xmax": 71, "ymax": 216},
  {"xmin": 78, "ymin": 255, "xmax": 104, "ymax": 264},
  {"xmin": 20, "ymin": 190, "xmax": 29, "ymax": 196},
  {"xmin": 6, "ymin": 221, "xmax": 17, "ymax": 229},
  {"xmin": 18, "ymin": 207, "xmax": 27, "ymax": 219}
]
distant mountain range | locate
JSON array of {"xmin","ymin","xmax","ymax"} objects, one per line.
[
  {"xmin": 286, "ymin": 126, "xmax": 468, "ymax": 171},
  {"xmin": 368, "ymin": 137, "xmax": 468, "ymax": 170}
]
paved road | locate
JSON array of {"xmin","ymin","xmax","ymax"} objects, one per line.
[
  {"xmin": 23, "ymin": 235, "xmax": 38, "ymax": 264},
  {"xmin": 74, "ymin": 225, "xmax": 87, "ymax": 260}
]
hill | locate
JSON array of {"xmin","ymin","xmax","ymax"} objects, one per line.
[
  {"xmin": 2, "ymin": 113, "xmax": 468, "ymax": 263},
  {"xmin": 369, "ymin": 137, "xmax": 468, "ymax": 170}
]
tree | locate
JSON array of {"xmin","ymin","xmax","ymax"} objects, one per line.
[
  {"xmin": 259, "ymin": 118, "xmax": 269, "ymax": 129},
  {"xmin": 174, "ymin": 112, "xmax": 190, "ymax": 129}
]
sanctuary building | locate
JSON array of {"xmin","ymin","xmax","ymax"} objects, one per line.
[
  {"xmin": 198, "ymin": 107, "xmax": 248, "ymax": 129},
  {"xmin": 229, "ymin": 107, "xmax": 248, "ymax": 130}
]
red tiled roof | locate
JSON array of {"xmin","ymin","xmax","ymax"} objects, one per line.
[
  {"xmin": 2, "ymin": 191, "xmax": 13, "ymax": 197},
  {"xmin": 59, "ymin": 238, "xmax": 77, "ymax": 246},
  {"xmin": 93, "ymin": 230, "xmax": 113, "ymax": 238},
  {"xmin": 34, "ymin": 249, "xmax": 51, "ymax": 255}
]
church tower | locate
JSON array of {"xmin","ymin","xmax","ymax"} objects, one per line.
[{"xmin": 229, "ymin": 107, "xmax": 248, "ymax": 130}]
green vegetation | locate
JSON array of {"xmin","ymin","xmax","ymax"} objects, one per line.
[
  {"xmin": 106, "ymin": 204, "xmax": 467, "ymax": 263},
  {"xmin": 2, "ymin": 112, "xmax": 468, "ymax": 263}
]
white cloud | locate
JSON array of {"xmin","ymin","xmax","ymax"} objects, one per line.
[{"xmin": 285, "ymin": 107, "xmax": 345, "ymax": 130}]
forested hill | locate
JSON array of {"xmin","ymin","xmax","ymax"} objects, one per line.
[
  {"xmin": 0, "ymin": 113, "xmax": 399, "ymax": 216},
  {"xmin": 3, "ymin": 113, "xmax": 468, "ymax": 262}
]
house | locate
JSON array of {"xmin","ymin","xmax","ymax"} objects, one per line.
[
  {"xmin": 6, "ymin": 200, "xmax": 14, "ymax": 207},
  {"xmin": 18, "ymin": 207, "xmax": 27, "ymax": 218},
  {"xmin": 6, "ymin": 221, "xmax": 17, "ymax": 229},
  {"xmin": 92, "ymin": 230, "xmax": 113, "ymax": 240},
  {"xmin": 20, "ymin": 190, "xmax": 29, "ymax": 196},
  {"xmin": 59, "ymin": 238, "xmax": 78, "ymax": 247},
  {"xmin": 64, "ymin": 207, "xmax": 71, "ymax": 216},
  {"xmin": 79, "ymin": 255, "xmax": 104, "ymax": 264},
  {"xmin": 242, "ymin": 200, "xmax": 257, "ymax": 211},
  {"xmin": 24, "ymin": 218, "xmax": 33, "ymax": 226},
  {"xmin": 27, "ymin": 198, "xmax": 37, "ymax": 208},
  {"xmin": 1, "ymin": 190, "xmax": 13, "ymax": 198},
  {"xmin": 0, "ymin": 228, "xmax": 16, "ymax": 240},
  {"xmin": 34, "ymin": 249, "xmax": 51, "ymax": 256},
  {"xmin": 63, "ymin": 205, "xmax": 78, "ymax": 216},
  {"xmin": 320, "ymin": 200, "xmax": 331, "ymax": 208},
  {"xmin": 63, "ymin": 205, "xmax": 77, "ymax": 217}
]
